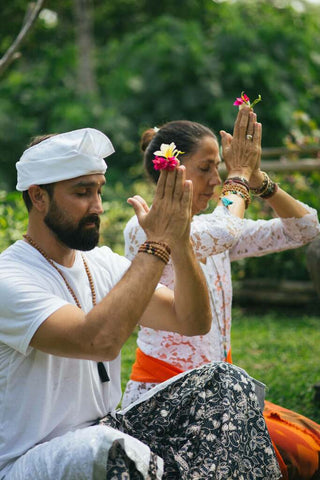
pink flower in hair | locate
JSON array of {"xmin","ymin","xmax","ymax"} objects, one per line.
[
  {"xmin": 153, "ymin": 156, "xmax": 179, "ymax": 171},
  {"xmin": 153, "ymin": 142, "xmax": 184, "ymax": 171}
]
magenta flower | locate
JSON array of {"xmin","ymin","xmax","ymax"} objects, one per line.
[
  {"xmin": 153, "ymin": 155, "xmax": 179, "ymax": 171},
  {"xmin": 233, "ymin": 91, "xmax": 261, "ymax": 110},
  {"xmin": 153, "ymin": 142, "xmax": 184, "ymax": 171}
]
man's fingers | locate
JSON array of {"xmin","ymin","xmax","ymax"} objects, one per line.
[
  {"xmin": 172, "ymin": 166, "xmax": 185, "ymax": 200},
  {"xmin": 184, "ymin": 179, "xmax": 193, "ymax": 214},
  {"xmin": 164, "ymin": 168, "xmax": 178, "ymax": 198},
  {"xmin": 128, "ymin": 195, "xmax": 149, "ymax": 213},
  {"xmin": 127, "ymin": 196, "xmax": 149, "ymax": 220},
  {"xmin": 154, "ymin": 170, "xmax": 167, "ymax": 200}
]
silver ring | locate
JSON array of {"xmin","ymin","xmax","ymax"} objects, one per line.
[{"xmin": 246, "ymin": 134, "xmax": 253, "ymax": 140}]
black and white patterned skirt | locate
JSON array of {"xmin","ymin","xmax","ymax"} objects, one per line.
[{"xmin": 100, "ymin": 362, "xmax": 281, "ymax": 479}]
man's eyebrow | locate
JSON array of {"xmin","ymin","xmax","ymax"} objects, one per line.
[{"xmin": 72, "ymin": 180, "xmax": 106, "ymax": 188}]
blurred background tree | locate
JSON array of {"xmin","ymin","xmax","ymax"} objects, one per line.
[{"xmin": 0, "ymin": 0, "xmax": 319, "ymax": 287}]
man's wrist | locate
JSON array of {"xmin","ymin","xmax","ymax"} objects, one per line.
[
  {"xmin": 139, "ymin": 240, "xmax": 171, "ymax": 264},
  {"xmin": 170, "ymin": 239, "xmax": 193, "ymax": 260}
]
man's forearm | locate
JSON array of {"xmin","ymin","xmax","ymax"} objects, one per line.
[
  {"xmin": 85, "ymin": 252, "xmax": 165, "ymax": 358},
  {"xmin": 171, "ymin": 241, "xmax": 211, "ymax": 336}
]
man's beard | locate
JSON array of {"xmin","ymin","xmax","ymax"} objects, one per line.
[{"xmin": 44, "ymin": 199, "xmax": 100, "ymax": 251}]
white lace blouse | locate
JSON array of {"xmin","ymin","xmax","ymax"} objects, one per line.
[{"xmin": 124, "ymin": 203, "xmax": 320, "ymax": 370}]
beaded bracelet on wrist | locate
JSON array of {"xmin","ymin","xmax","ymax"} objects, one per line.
[
  {"xmin": 138, "ymin": 241, "xmax": 170, "ymax": 264},
  {"xmin": 220, "ymin": 184, "xmax": 251, "ymax": 209},
  {"xmin": 222, "ymin": 182, "xmax": 251, "ymax": 200},
  {"xmin": 250, "ymin": 171, "xmax": 278, "ymax": 199},
  {"xmin": 260, "ymin": 181, "xmax": 279, "ymax": 199},
  {"xmin": 221, "ymin": 191, "xmax": 250, "ymax": 209},
  {"xmin": 225, "ymin": 176, "xmax": 250, "ymax": 192},
  {"xmin": 145, "ymin": 240, "xmax": 171, "ymax": 255}
]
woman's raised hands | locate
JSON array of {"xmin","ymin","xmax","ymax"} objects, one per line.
[{"xmin": 220, "ymin": 106, "xmax": 262, "ymax": 180}]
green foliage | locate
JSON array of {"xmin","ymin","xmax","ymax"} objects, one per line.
[
  {"xmin": 0, "ymin": 191, "xmax": 28, "ymax": 251},
  {"xmin": 1, "ymin": 0, "xmax": 320, "ymax": 189},
  {"xmin": 231, "ymin": 308, "xmax": 320, "ymax": 423}
]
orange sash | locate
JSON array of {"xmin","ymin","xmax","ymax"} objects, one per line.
[
  {"xmin": 130, "ymin": 347, "xmax": 232, "ymax": 383},
  {"xmin": 130, "ymin": 348, "xmax": 184, "ymax": 383}
]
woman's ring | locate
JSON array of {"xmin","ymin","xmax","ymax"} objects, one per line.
[{"xmin": 246, "ymin": 134, "xmax": 253, "ymax": 140}]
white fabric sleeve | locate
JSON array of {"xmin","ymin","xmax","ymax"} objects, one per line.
[
  {"xmin": 229, "ymin": 201, "xmax": 320, "ymax": 261},
  {"xmin": 124, "ymin": 206, "xmax": 243, "ymax": 261},
  {"xmin": 124, "ymin": 218, "xmax": 147, "ymax": 261},
  {"xmin": 0, "ymin": 271, "xmax": 68, "ymax": 355},
  {"xmin": 190, "ymin": 206, "xmax": 243, "ymax": 258}
]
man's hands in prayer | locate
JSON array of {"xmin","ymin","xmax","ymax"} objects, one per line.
[{"xmin": 127, "ymin": 166, "xmax": 193, "ymax": 252}]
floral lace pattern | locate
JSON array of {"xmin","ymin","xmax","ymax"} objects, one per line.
[
  {"xmin": 123, "ymin": 202, "xmax": 319, "ymax": 407},
  {"xmin": 109, "ymin": 363, "xmax": 281, "ymax": 479}
]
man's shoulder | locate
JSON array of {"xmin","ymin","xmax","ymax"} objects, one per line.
[
  {"xmin": 0, "ymin": 241, "xmax": 25, "ymax": 266},
  {"xmin": 86, "ymin": 246, "xmax": 130, "ymax": 271}
]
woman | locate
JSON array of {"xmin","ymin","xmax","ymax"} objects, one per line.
[{"xmin": 123, "ymin": 108, "xmax": 320, "ymax": 479}]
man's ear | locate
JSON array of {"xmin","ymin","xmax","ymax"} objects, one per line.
[{"xmin": 27, "ymin": 185, "xmax": 50, "ymax": 212}]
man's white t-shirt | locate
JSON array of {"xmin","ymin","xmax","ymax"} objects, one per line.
[{"xmin": 0, "ymin": 241, "xmax": 130, "ymax": 476}]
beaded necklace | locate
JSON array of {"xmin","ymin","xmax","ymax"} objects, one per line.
[
  {"xmin": 23, "ymin": 234, "xmax": 96, "ymax": 309},
  {"xmin": 23, "ymin": 234, "xmax": 109, "ymax": 382}
]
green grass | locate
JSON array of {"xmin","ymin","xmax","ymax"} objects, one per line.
[{"xmin": 121, "ymin": 308, "xmax": 320, "ymax": 423}]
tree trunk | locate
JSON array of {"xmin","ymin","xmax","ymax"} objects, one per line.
[{"xmin": 73, "ymin": 0, "xmax": 97, "ymax": 95}]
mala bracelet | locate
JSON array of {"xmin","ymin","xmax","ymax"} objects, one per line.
[
  {"xmin": 224, "ymin": 176, "xmax": 250, "ymax": 192},
  {"xmin": 250, "ymin": 171, "xmax": 279, "ymax": 199},
  {"xmin": 220, "ymin": 179, "xmax": 251, "ymax": 209},
  {"xmin": 138, "ymin": 240, "xmax": 171, "ymax": 264}
]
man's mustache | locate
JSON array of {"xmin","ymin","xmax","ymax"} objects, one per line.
[{"xmin": 79, "ymin": 214, "xmax": 100, "ymax": 228}]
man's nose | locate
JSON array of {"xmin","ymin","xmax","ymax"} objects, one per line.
[{"xmin": 90, "ymin": 194, "xmax": 104, "ymax": 215}]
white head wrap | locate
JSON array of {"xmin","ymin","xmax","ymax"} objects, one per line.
[{"xmin": 16, "ymin": 128, "xmax": 115, "ymax": 191}]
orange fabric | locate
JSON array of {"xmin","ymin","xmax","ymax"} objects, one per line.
[
  {"xmin": 264, "ymin": 400, "xmax": 320, "ymax": 479},
  {"xmin": 130, "ymin": 347, "xmax": 233, "ymax": 383},
  {"xmin": 130, "ymin": 348, "xmax": 183, "ymax": 383},
  {"xmin": 129, "ymin": 348, "xmax": 320, "ymax": 478},
  {"xmin": 226, "ymin": 348, "xmax": 232, "ymax": 364}
]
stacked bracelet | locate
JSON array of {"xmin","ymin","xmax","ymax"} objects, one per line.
[
  {"xmin": 250, "ymin": 171, "xmax": 279, "ymax": 199},
  {"xmin": 220, "ymin": 179, "xmax": 251, "ymax": 209},
  {"xmin": 138, "ymin": 241, "xmax": 171, "ymax": 264},
  {"xmin": 224, "ymin": 176, "xmax": 250, "ymax": 191}
]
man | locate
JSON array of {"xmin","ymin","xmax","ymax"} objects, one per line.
[{"xmin": 0, "ymin": 128, "xmax": 280, "ymax": 479}]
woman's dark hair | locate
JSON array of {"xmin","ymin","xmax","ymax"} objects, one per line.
[
  {"xmin": 22, "ymin": 134, "xmax": 57, "ymax": 211},
  {"xmin": 141, "ymin": 120, "xmax": 216, "ymax": 183}
]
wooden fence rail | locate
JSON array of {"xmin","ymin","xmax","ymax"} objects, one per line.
[{"xmin": 220, "ymin": 145, "xmax": 320, "ymax": 174}]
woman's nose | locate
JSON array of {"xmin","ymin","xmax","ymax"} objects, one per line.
[{"xmin": 209, "ymin": 171, "xmax": 222, "ymax": 186}]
